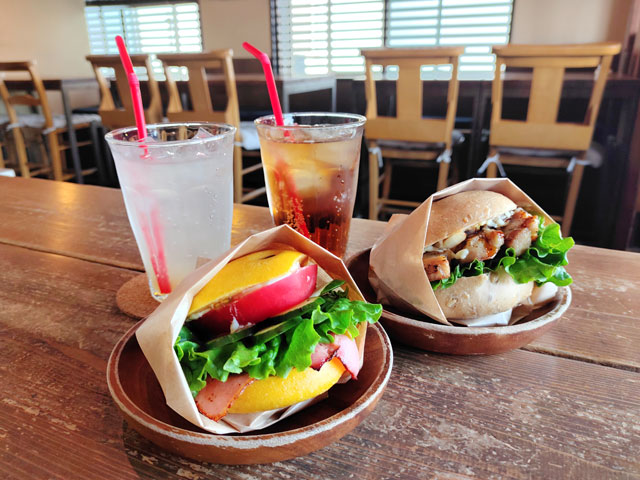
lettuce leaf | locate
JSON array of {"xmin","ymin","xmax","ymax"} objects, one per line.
[
  {"xmin": 431, "ymin": 259, "xmax": 483, "ymax": 290},
  {"xmin": 430, "ymin": 216, "xmax": 574, "ymax": 290},
  {"xmin": 174, "ymin": 288, "xmax": 382, "ymax": 397}
]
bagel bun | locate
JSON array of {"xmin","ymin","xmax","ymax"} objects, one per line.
[
  {"xmin": 426, "ymin": 190, "xmax": 516, "ymax": 247},
  {"xmin": 228, "ymin": 357, "xmax": 346, "ymax": 414},
  {"xmin": 434, "ymin": 270, "xmax": 533, "ymax": 319}
]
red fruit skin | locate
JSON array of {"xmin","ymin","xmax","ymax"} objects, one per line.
[{"xmin": 188, "ymin": 264, "xmax": 318, "ymax": 336}]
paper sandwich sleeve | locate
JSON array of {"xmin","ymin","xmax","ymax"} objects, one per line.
[
  {"xmin": 136, "ymin": 224, "xmax": 369, "ymax": 434},
  {"xmin": 368, "ymin": 178, "xmax": 553, "ymax": 325}
]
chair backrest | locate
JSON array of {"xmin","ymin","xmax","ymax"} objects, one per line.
[
  {"xmin": 0, "ymin": 61, "xmax": 54, "ymax": 130},
  {"xmin": 361, "ymin": 47, "xmax": 464, "ymax": 147},
  {"xmin": 157, "ymin": 50, "xmax": 240, "ymax": 129},
  {"xmin": 85, "ymin": 54, "xmax": 163, "ymax": 129},
  {"xmin": 490, "ymin": 43, "xmax": 621, "ymax": 151}
]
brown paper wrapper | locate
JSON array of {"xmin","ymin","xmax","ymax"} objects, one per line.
[
  {"xmin": 369, "ymin": 178, "xmax": 554, "ymax": 325},
  {"xmin": 136, "ymin": 224, "xmax": 368, "ymax": 434}
]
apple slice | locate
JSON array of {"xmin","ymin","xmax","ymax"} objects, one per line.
[{"xmin": 187, "ymin": 263, "xmax": 318, "ymax": 336}]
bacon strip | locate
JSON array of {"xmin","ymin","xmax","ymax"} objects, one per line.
[
  {"xmin": 310, "ymin": 334, "xmax": 361, "ymax": 380},
  {"xmin": 195, "ymin": 374, "xmax": 254, "ymax": 421},
  {"xmin": 333, "ymin": 334, "xmax": 361, "ymax": 380},
  {"xmin": 311, "ymin": 342, "xmax": 339, "ymax": 370}
]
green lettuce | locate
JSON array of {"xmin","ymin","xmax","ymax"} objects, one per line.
[
  {"xmin": 431, "ymin": 217, "xmax": 574, "ymax": 291},
  {"xmin": 174, "ymin": 286, "xmax": 382, "ymax": 398}
]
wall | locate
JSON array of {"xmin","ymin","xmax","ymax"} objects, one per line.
[
  {"xmin": 0, "ymin": 0, "xmax": 92, "ymax": 78},
  {"xmin": 199, "ymin": 0, "xmax": 271, "ymax": 57},
  {"xmin": 0, "ymin": 0, "xmax": 95, "ymax": 113},
  {"xmin": 199, "ymin": 0, "xmax": 631, "ymax": 57},
  {"xmin": 511, "ymin": 0, "xmax": 632, "ymax": 44}
]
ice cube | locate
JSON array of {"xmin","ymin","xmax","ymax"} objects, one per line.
[
  {"xmin": 193, "ymin": 127, "xmax": 215, "ymax": 140},
  {"xmin": 286, "ymin": 166, "xmax": 330, "ymax": 196}
]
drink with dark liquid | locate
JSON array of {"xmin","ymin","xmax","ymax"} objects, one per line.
[{"xmin": 255, "ymin": 113, "xmax": 365, "ymax": 257}]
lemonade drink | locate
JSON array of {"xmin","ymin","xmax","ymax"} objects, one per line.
[
  {"xmin": 255, "ymin": 113, "xmax": 365, "ymax": 257},
  {"xmin": 106, "ymin": 123, "xmax": 235, "ymax": 300}
]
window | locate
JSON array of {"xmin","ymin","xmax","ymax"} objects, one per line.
[
  {"xmin": 84, "ymin": 1, "xmax": 202, "ymax": 79},
  {"xmin": 273, "ymin": 0, "xmax": 513, "ymax": 79}
]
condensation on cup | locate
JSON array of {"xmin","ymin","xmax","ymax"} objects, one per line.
[
  {"xmin": 255, "ymin": 113, "xmax": 365, "ymax": 258},
  {"xmin": 106, "ymin": 123, "xmax": 235, "ymax": 300}
]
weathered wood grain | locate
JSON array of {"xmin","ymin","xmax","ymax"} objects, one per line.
[
  {"xmin": 0, "ymin": 177, "xmax": 384, "ymax": 266},
  {"xmin": 524, "ymin": 246, "xmax": 640, "ymax": 370},
  {"xmin": 0, "ymin": 244, "xmax": 638, "ymax": 479},
  {"xmin": 1, "ymin": 177, "xmax": 639, "ymax": 369}
]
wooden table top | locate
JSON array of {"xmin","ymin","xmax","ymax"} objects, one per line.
[{"xmin": 1, "ymin": 177, "xmax": 638, "ymax": 479}]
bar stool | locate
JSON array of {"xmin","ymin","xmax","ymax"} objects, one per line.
[
  {"xmin": 361, "ymin": 47, "xmax": 464, "ymax": 220},
  {"xmin": 480, "ymin": 43, "xmax": 621, "ymax": 236},
  {"xmin": 0, "ymin": 61, "xmax": 101, "ymax": 181},
  {"xmin": 158, "ymin": 50, "xmax": 265, "ymax": 204}
]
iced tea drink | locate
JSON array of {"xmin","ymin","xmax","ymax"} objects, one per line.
[{"xmin": 255, "ymin": 113, "xmax": 365, "ymax": 257}]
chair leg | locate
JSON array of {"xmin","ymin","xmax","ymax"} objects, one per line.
[
  {"xmin": 486, "ymin": 161, "xmax": 498, "ymax": 178},
  {"xmin": 100, "ymin": 126, "xmax": 118, "ymax": 186},
  {"xmin": 46, "ymin": 132, "xmax": 63, "ymax": 181},
  {"xmin": 368, "ymin": 144, "xmax": 380, "ymax": 220},
  {"xmin": 233, "ymin": 144, "xmax": 243, "ymax": 203},
  {"xmin": 12, "ymin": 128, "xmax": 30, "ymax": 178},
  {"xmin": 436, "ymin": 160, "xmax": 450, "ymax": 191},
  {"xmin": 483, "ymin": 148, "xmax": 500, "ymax": 178},
  {"xmin": 381, "ymin": 161, "xmax": 392, "ymax": 201},
  {"xmin": 90, "ymin": 122, "xmax": 107, "ymax": 185},
  {"xmin": 562, "ymin": 160, "xmax": 585, "ymax": 237}
]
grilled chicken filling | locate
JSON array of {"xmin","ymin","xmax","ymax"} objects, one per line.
[{"xmin": 424, "ymin": 208, "xmax": 539, "ymax": 282}]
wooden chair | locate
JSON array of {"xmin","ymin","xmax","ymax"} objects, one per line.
[
  {"xmin": 361, "ymin": 47, "xmax": 464, "ymax": 219},
  {"xmin": 0, "ymin": 61, "xmax": 99, "ymax": 181},
  {"xmin": 158, "ymin": 50, "xmax": 265, "ymax": 204},
  {"xmin": 0, "ymin": 130, "xmax": 6, "ymax": 170},
  {"xmin": 482, "ymin": 43, "xmax": 621, "ymax": 236},
  {"xmin": 85, "ymin": 54, "xmax": 163, "ymax": 129}
]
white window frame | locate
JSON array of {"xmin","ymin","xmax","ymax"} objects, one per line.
[
  {"xmin": 84, "ymin": 2, "xmax": 203, "ymax": 80},
  {"xmin": 273, "ymin": 0, "xmax": 513, "ymax": 79}
]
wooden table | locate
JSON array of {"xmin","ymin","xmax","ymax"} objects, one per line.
[{"xmin": 1, "ymin": 177, "xmax": 638, "ymax": 479}]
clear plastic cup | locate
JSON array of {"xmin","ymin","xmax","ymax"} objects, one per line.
[
  {"xmin": 106, "ymin": 122, "xmax": 235, "ymax": 300},
  {"xmin": 255, "ymin": 113, "xmax": 365, "ymax": 257}
]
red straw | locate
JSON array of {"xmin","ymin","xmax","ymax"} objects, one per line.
[
  {"xmin": 242, "ymin": 42, "xmax": 310, "ymax": 238},
  {"xmin": 115, "ymin": 35, "xmax": 171, "ymax": 294},
  {"xmin": 116, "ymin": 36, "xmax": 147, "ymax": 141},
  {"xmin": 242, "ymin": 42, "xmax": 284, "ymax": 126}
]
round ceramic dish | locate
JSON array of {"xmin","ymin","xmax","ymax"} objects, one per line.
[
  {"xmin": 347, "ymin": 249, "xmax": 571, "ymax": 355},
  {"xmin": 106, "ymin": 320, "xmax": 393, "ymax": 464}
]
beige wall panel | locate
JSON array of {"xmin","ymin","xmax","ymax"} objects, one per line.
[
  {"xmin": 200, "ymin": 0, "xmax": 272, "ymax": 57},
  {"xmin": 511, "ymin": 0, "xmax": 632, "ymax": 44}
]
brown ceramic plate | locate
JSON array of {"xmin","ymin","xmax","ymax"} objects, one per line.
[
  {"xmin": 347, "ymin": 249, "xmax": 571, "ymax": 355},
  {"xmin": 107, "ymin": 320, "xmax": 392, "ymax": 464}
]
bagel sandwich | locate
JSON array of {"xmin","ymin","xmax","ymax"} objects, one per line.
[
  {"xmin": 423, "ymin": 190, "xmax": 574, "ymax": 324},
  {"xmin": 174, "ymin": 249, "xmax": 382, "ymax": 422}
]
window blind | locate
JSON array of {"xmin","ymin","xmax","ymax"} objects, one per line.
[
  {"xmin": 274, "ymin": 0, "xmax": 513, "ymax": 79},
  {"xmin": 84, "ymin": 2, "xmax": 202, "ymax": 79},
  {"xmin": 274, "ymin": 0, "xmax": 385, "ymax": 76}
]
